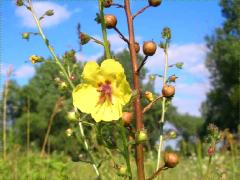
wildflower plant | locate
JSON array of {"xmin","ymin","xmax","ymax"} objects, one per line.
[{"xmin": 18, "ymin": 0, "xmax": 183, "ymax": 179}]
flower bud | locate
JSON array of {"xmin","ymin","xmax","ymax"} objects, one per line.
[
  {"xmin": 103, "ymin": 0, "xmax": 112, "ymax": 8},
  {"xmin": 134, "ymin": 42, "xmax": 140, "ymax": 53},
  {"xmin": 169, "ymin": 75, "xmax": 178, "ymax": 82},
  {"xmin": 22, "ymin": 32, "xmax": 30, "ymax": 40},
  {"xmin": 149, "ymin": 75, "xmax": 156, "ymax": 81},
  {"xmin": 207, "ymin": 146, "xmax": 215, "ymax": 156},
  {"xmin": 118, "ymin": 166, "xmax": 127, "ymax": 176},
  {"xmin": 54, "ymin": 77, "xmax": 61, "ymax": 83},
  {"xmin": 145, "ymin": 91, "xmax": 154, "ymax": 101},
  {"xmin": 16, "ymin": 0, "xmax": 24, "ymax": 6},
  {"xmin": 59, "ymin": 82, "xmax": 67, "ymax": 90},
  {"xmin": 162, "ymin": 27, "xmax": 171, "ymax": 40},
  {"xmin": 79, "ymin": 33, "xmax": 91, "ymax": 45},
  {"xmin": 169, "ymin": 130, "xmax": 177, "ymax": 139},
  {"xmin": 29, "ymin": 55, "xmax": 43, "ymax": 64},
  {"xmin": 175, "ymin": 62, "xmax": 184, "ymax": 69},
  {"xmin": 70, "ymin": 75, "xmax": 76, "ymax": 81},
  {"xmin": 164, "ymin": 152, "xmax": 179, "ymax": 168},
  {"xmin": 136, "ymin": 130, "xmax": 148, "ymax": 143},
  {"xmin": 66, "ymin": 128, "xmax": 73, "ymax": 137},
  {"xmin": 45, "ymin": 10, "xmax": 54, "ymax": 16},
  {"xmin": 67, "ymin": 111, "xmax": 78, "ymax": 121},
  {"xmin": 122, "ymin": 112, "xmax": 133, "ymax": 126}
]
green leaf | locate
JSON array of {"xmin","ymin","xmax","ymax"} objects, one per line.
[{"xmin": 175, "ymin": 62, "xmax": 184, "ymax": 69}]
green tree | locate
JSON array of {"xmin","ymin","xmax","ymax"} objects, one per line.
[{"xmin": 201, "ymin": 0, "xmax": 240, "ymax": 134}]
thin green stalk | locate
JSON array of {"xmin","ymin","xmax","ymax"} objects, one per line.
[
  {"xmin": 98, "ymin": 0, "xmax": 111, "ymax": 59},
  {"xmin": 205, "ymin": 156, "xmax": 212, "ymax": 180},
  {"xmin": 27, "ymin": 97, "xmax": 30, "ymax": 180},
  {"xmin": 27, "ymin": 0, "xmax": 74, "ymax": 90},
  {"xmin": 78, "ymin": 122, "xmax": 101, "ymax": 179},
  {"xmin": 2, "ymin": 66, "xmax": 12, "ymax": 160},
  {"xmin": 2, "ymin": 79, "xmax": 9, "ymax": 160},
  {"xmin": 27, "ymin": 0, "xmax": 100, "ymax": 177},
  {"xmin": 156, "ymin": 43, "xmax": 169, "ymax": 170},
  {"xmin": 119, "ymin": 124, "xmax": 133, "ymax": 179}
]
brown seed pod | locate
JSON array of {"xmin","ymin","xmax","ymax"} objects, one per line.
[
  {"xmin": 134, "ymin": 42, "xmax": 140, "ymax": 53},
  {"xmin": 162, "ymin": 85, "xmax": 175, "ymax": 97},
  {"xmin": 169, "ymin": 75, "xmax": 178, "ymax": 82},
  {"xmin": 148, "ymin": 0, "xmax": 162, "ymax": 7},
  {"xmin": 103, "ymin": 0, "xmax": 112, "ymax": 8},
  {"xmin": 143, "ymin": 41, "xmax": 157, "ymax": 56},
  {"xmin": 122, "ymin": 112, "xmax": 133, "ymax": 126},
  {"xmin": 104, "ymin": 14, "xmax": 117, "ymax": 29},
  {"xmin": 164, "ymin": 152, "xmax": 179, "ymax": 168}
]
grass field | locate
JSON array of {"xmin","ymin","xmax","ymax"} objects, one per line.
[{"xmin": 0, "ymin": 145, "xmax": 239, "ymax": 180}]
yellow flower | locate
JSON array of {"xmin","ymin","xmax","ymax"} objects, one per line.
[
  {"xmin": 145, "ymin": 91, "xmax": 153, "ymax": 101},
  {"xmin": 72, "ymin": 59, "xmax": 132, "ymax": 122},
  {"xmin": 29, "ymin": 55, "xmax": 42, "ymax": 64}
]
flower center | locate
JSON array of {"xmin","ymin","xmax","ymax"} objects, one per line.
[{"xmin": 97, "ymin": 80, "xmax": 112, "ymax": 105}]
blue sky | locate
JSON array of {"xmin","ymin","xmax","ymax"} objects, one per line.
[{"xmin": 1, "ymin": 0, "xmax": 224, "ymax": 116}]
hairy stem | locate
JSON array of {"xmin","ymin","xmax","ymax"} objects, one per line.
[
  {"xmin": 27, "ymin": 0, "xmax": 74, "ymax": 90},
  {"xmin": 119, "ymin": 124, "xmax": 133, "ymax": 179},
  {"xmin": 78, "ymin": 122, "xmax": 101, "ymax": 179},
  {"xmin": 156, "ymin": 43, "xmax": 169, "ymax": 170},
  {"xmin": 98, "ymin": 0, "xmax": 111, "ymax": 59},
  {"xmin": 27, "ymin": 0, "xmax": 100, "ymax": 177},
  {"xmin": 124, "ymin": 0, "xmax": 145, "ymax": 179}
]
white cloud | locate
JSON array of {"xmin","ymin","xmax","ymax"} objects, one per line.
[
  {"xmin": 145, "ymin": 43, "xmax": 208, "ymax": 74},
  {"xmin": 15, "ymin": 2, "xmax": 71, "ymax": 28},
  {"xmin": 75, "ymin": 52, "xmax": 103, "ymax": 62},
  {"xmin": 15, "ymin": 65, "xmax": 35, "ymax": 78},
  {"xmin": 1, "ymin": 64, "xmax": 35, "ymax": 80},
  {"xmin": 144, "ymin": 43, "xmax": 210, "ymax": 116}
]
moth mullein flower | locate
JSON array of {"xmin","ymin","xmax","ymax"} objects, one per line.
[
  {"xmin": 29, "ymin": 55, "xmax": 42, "ymax": 64},
  {"xmin": 72, "ymin": 59, "xmax": 132, "ymax": 122}
]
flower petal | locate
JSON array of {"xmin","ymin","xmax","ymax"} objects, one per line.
[
  {"xmin": 82, "ymin": 61, "xmax": 100, "ymax": 84},
  {"xmin": 72, "ymin": 84, "xmax": 99, "ymax": 114},
  {"xmin": 92, "ymin": 99, "xmax": 122, "ymax": 122},
  {"xmin": 100, "ymin": 59, "xmax": 125, "ymax": 78},
  {"xmin": 113, "ymin": 77, "xmax": 132, "ymax": 105}
]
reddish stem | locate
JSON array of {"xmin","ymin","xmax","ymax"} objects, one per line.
[{"xmin": 124, "ymin": 0, "xmax": 145, "ymax": 179}]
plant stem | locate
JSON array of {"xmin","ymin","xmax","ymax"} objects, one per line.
[
  {"xmin": 27, "ymin": 1, "xmax": 100, "ymax": 177},
  {"xmin": 40, "ymin": 97, "xmax": 62, "ymax": 157},
  {"xmin": 78, "ymin": 122, "xmax": 101, "ymax": 179},
  {"xmin": 98, "ymin": 0, "xmax": 111, "ymax": 59},
  {"xmin": 119, "ymin": 124, "xmax": 133, "ymax": 179},
  {"xmin": 124, "ymin": 0, "xmax": 145, "ymax": 179},
  {"xmin": 205, "ymin": 156, "xmax": 212, "ymax": 180},
  {"xmin": 156, "ymin": 43, "xmax": 169, "ymax": 170},
  {"xmin": 132, "ymin": 5, "xmax": 151, "ymax": 19},
  {"xmin": 27, "ymin": 0, "xmax": 74, "ymax": 90},
  {"xmin": 2, "ymin": 66, "xmax": 12, "ymax": 160},
  {"xmin": 113, "ymin": 27, "xmax": 129, "ymax": 44},
  {"xmin": 27, "ymin": 97, "xmax": 30, "ymax": 180}
]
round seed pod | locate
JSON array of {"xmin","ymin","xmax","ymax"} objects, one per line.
[
  {"xmin": 143, "ymin": 41, "xmax": 157, "ymax": 56},
  {"xmin": 104, "ymin": 14, "xmax": 117, "ymax": 29}
]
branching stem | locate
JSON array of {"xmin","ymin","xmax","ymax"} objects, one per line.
[
  {"xmin": 113, "ymin": 27, "xmax": 129, "ymax": 44},
  {"xmin": 156, "ymin": 43, "xmax": 169, "ymax": 170},
  {"xmin": 132, "ymin": 5, "xmax": 151, "ymax": 19}
]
